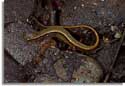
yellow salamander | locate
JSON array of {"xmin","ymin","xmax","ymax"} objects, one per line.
[{"xmin": 26, "ymin": 17, "xmax": 99, "ymax": 51}]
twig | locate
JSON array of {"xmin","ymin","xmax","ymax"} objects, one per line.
[{"xmin": 104, "ymin": 29, "xmax": 125, "ymax": 82}]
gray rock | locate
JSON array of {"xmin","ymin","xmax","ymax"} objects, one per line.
[
  {"xmin": 4, "ymin": 51, "xmax": 23, "ymax": 83},
  {"xmin": 4, "ymin": 0, "xmax": 34, "ymax": 23},
  {"xmin": 4, "ymin": 22, "xmax": 39, "ymax": 65},
  {"xmin": 34, "ymin": 74, "xmax": 59, "ymax": 83}
]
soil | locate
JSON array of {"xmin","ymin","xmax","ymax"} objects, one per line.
[{"xmin": 4, "ymin": 0, "xmax": 125, "ymax": 83}]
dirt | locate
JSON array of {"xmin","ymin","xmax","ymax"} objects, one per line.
[{"xmin": 4, "ymin": 0, "xmax": 125, "ymax": 83}]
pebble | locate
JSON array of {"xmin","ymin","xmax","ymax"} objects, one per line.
[
  {"xmin": 114, "ymin": 32, "xmax": 121, "ymax": 39},
  {"xmin": 121, "ymin": 23, "xmax": 125, "ymax": 28},
  {"xmin": 101, "ymin": 0, "xmax": 105, "ymax": 1},
  {"xmin": 111, "ymin": 26, "xmax": 118, "ymax": 32},
  {"xmin": 103, "ymin": 36, "xmax": 110, "ymax": 44},
  {"xmin": 26, "ymin": 18, "xmax": 29, "ymax": 22},
  {"xmin": 81, "ymin": 4, "xmax": 84, "ymax": 7},
  {"xmin": 65, "ymin": 56, "xmax": 69, "ymax": 58},
  {"xmin": 74, "ymin": 6, "xmax": 77, "ymax": 10},
  {"xmin": 93, "ymin": 3, "xmax": 97, "ymax": 6},
  {"xmin": 43, "ymin": 58, "xmax": 48, "ymax": 64}
]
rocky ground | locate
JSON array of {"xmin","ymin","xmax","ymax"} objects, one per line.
[{"xmin": 4, "ymin": 0, "xmax": 125, "ymax": 83}]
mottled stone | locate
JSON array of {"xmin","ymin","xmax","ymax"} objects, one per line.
[
  {"xmin": 72, "ymin": 56, "xmax": 103, "ymax": 83},
  {"xmin": 29, "ymin": 47, "xmax": 103, "ymax": 83},
  {"xmin": 4, "ymin": 51, "xmax": 23, "ymax": 83},
  {"xmin": 4, "ymin": 22, "xmax": 39, "ymax": 65},
  {"xmin": 54, "ymin": 59, "xmax": 67, "ymax": 80},
  {"xmin": 34, "ymin": 74, "xmax": 59, "ymax": 83},
  {"xmin": 4, "ymin": 0, "xmax": 34, "ymax": 23}
]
